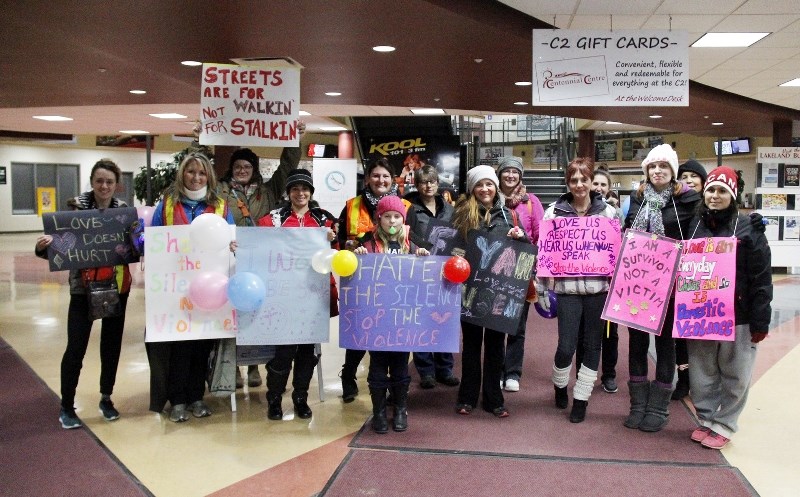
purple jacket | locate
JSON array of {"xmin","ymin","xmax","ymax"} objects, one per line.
[{"xmin": 511, "ymin": 194, "xmax": 545, "ymax": 245}]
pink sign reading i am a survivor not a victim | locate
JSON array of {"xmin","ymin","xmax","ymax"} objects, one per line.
[
  {"xmin": 602, "ymin": 230, "xmax": 682, "ymax": 335},
  {"xmin": 673, "ymin": 237, "xmax": 737, "ymax": 341}
]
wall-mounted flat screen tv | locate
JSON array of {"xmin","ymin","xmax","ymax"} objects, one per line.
[{"xmin": 714, "ymin": 138, "xmax": 751, "ymax": 156}]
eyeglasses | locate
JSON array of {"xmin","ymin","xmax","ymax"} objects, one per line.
[
  {"xmin": 419, "ymin": 180, "xmax": 438, "ymax": 186},
  {"xmin": 233, "ymin": 164, "xmax": 253, "ymax": 171}
]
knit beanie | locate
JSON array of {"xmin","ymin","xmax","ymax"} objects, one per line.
[
  {"xmin": 467, "ymin": 165, "xmax": 499, "ymax": 193},
  {"xmin": 376, "ymin": 195, "xmax": 407, "ymax": 223},
  {"xmin": 229, "ymin": 148, "xmax": 259, "ymax": 170},
  {"xmin": 678, "ymin": 159, "xmax": 708, "ymax": 185},
  {"xmin": 704, "ymin": 166, "xmax": 738, "ymax": 198},
  {"xmin": 285, "ymin": 168, "xmax": 315, "ymax": 194},
  {"xmin": 497, "ymin": 156, "xmax": 524, "ymax": 176},
  {"xmin": 641, "ymin": 144, "xmax": 679, "ymax": 177}
]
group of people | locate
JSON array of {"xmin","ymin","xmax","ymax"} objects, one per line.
[{"xmin": 36, "ymin": 142, "xmax": 772, "ymax": 450}]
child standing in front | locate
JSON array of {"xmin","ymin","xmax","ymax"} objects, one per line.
[{"xmin": 353, "ymin": 195, "xmax": 429, "ymax": 433}]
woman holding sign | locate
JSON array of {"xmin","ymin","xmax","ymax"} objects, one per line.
[
  {"xmin": 147, "ymin": 153, "xmax": 234, "ymax": 423},
  {"xmin": 624, "ymin": 144, "xmax": 701, "ymax": 432},
  {"xmin": 538, "ymin": 158, "xmax": 618, "ymax": 423},
  {"xmin": 685, "ymin": 167, "xmax": 772, "ymax": 449},
  {"xmin": 35, "ymin": 159, "xmax": 132, "ymax": 429},
  {"xmin": 257, "ymin": 169, "xmax": 338, "ymax": 421},
  {"xmin": 452, "ymin": 165, "xmax": 527, "ymax": 418}
]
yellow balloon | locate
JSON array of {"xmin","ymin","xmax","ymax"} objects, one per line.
[{"xmin": 331, "ymin": 250, "xmax": 358, "ymax": 277}]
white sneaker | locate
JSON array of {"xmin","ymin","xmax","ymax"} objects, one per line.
[{"xmin": 504, "ymin": 378, "xmax": 520, "ymax": 392}]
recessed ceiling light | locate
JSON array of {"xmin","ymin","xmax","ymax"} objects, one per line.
[
  {"xmin": 605, "ymin": 121, "xmax": 622, "ymax": 125},
  {"xmin": 780, "ymin": 78, "xmax": 800, "ymax": 87},
  {"xmin": 712, "ymin": 122, "xmax": 724, "ymax": 126},
  {"xmin": 299, "ymin": 110, "xmax": 311, "ymax": 116},
  {"xmin": 129, "ymin": 90, "xmax": 147, "ymax": 95},
  {"xmin": 410, "ymin": 108, "xmax": 445, "ymax": 115},
  {"xmin": 181, "ymin": 60, "xmax": 203, "ymax": 66},
  {"xmin": 325, "ymin": 92, "xmax": 342, "ymax": 96},
  {"xmin": 33, "ymin": 115, "xmax": 73, "ymax": 121},
  {"xmin": 149, "ymin": 113, "xmax": 187, "ymax": 119},
  {"xmin": 649, "ymin": 115, "xmax": 662, "ymax": 119},
  {"xmin": 320, "ymin": 126, "xmax": 347, "ymax": 131},
  {"xmin": 513, "ymin": 101, "xmax": 528, "ymax": 106},
  {"xmin": 515, "ymin": 81, "xmax": 532, "ymax": 86},
  {"xmin": 474, "ymin": 58, "xmax": 483, "ymax": 63},
  {"xmin": 372, "ymin": 45, "xmax": 395, "ymax": 52},
  {"xmin": 691, "ymin": 32, "xmax": 769, "ymax": 48},
  {"xmin": 119, "ymin": 130, "xmax": 149, "ymax": 134}
]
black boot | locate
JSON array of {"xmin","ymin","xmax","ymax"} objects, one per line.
[
  {"xmin": 267, "ymin": 392, "xmax": 283, "ymax": 420},
  {"xmin": 292, "ymin": 390, "xmax": 312, "ymax": 419},
  {"xmin": 369, "ymin": 388, "xmax": 388, "ymax": 434},
  {"xmin": 570, "ymin": 400, "xmax": 588, "ymax": 423},
  {"xmin": 554, "ymin": 385, "xmax": 568, "ymax": 409},
  {"xmin": 639, "ymin": 382, "xmax": 673, "ymax": 432},
  {"xmin": 672, "ymin": 368, "xmax": 690, "ymax": 400},
  {"xmin": 392, "ymin": 384, "xmax": 409, "ymax": 432},
  {"xmin": 624, "ymin": 381, "xmax": 650, "ymax": 429},
  {"xmin": 340, "ymin": 364, "xmax": 359, "ymax": 403},
  {"xmin": 266, "ymin": 364, "xmax": 289, "ymax": 421}
]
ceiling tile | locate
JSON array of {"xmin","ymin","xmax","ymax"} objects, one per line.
[
  {"xmin": 712, "ymin": 14, "xmax": 799, "ymax": 32},
  {"xmin": 657, "ymin": 0, "xmax": 742, "ymax": 15},
  {"xmin": 734, "ymin": 0, "xmax": 800, "ymax": 15},
  {"xmin": 575, "ymin": 0, "xmax": 661, "ymax": 15},
  {"xmin": 567, "ymin": 15, "xmax": 647, "ymax": 29},
  {"xmin": 641, "ymin": 15, "xmax": 725, "ymax": 32}
]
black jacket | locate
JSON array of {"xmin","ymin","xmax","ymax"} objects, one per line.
[
  {"xmin": 625, "ymin": 186, "xmax": 701, "ymax": 240},
  {"xmin": 404, "ymin": 191, "xmax": 454, "ymax": 250}
]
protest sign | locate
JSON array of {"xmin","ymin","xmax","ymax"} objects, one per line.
[
  {"xmin": 425, "ymin": 218, "xmax": 465, "ymax": 256},
  {"xmin": 42, "ymin": 207, "xmax": 140, "ymax": 271},
  {"xmin": 602, "ymin": 230, "xmax": 682, "ymax": 335},
  {"xmin": 234, "ymin": 227, "xmax": 330, "ymax": 345},
  {"xmin": 537, "ymin": 216, "xmax": 621, "ymax": 277},
  {"xmin": 461, "ymin": 230, "xmax": 536, "ymax": 333},
  {"xmin": 199, "ymin": 62, "xmax": 300, "ymax": 147},
  {"xmin": 339, "ymin": 254, "xmax": 461, "ymax": 352},
  {"xmin": 144, "ymin": 225, "xmax": 236, "ymax": 342},
  {"xmin": 673, "ymin": 237, "xmax": 737, "ymax": 341}
]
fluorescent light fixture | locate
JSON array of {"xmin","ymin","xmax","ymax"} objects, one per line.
[
  {"xmin": 33, "ymin": 115, "xmax": 73, "ymax": 121},
  {"xmin": 181, "ymin": 60, "xmax": 203, "ymax": 66},
  {"xmin": 513, "ymin": 101, "xmax": 528, "ymax": 106},
  {"xmin": 691, "ymin": 32, "xmax": 769, "ymax": 48},
  {"xmin": 649, "ymin": 115, "xmax": 662, "ymax": 119},
  {"xmin": 373, "ymin": 45, "xmax": 395, "ymax": 52},
  {"xmin": 320, "ymin": 126, "xmax": 347, "ymax": 131},
  {"xmin": 119, "ymin": 130, "xmax": 149, "ymax": 134},
  {"xmin": 129, "ymin": 89, "xmax": 147, "ymax": 95},
  {"xmin": 299, "ymin": 110, "xmax": 311, "ymax": 116},
  {"xmin": 410, "ymin": 108, "xmax": 445, "ymax": 115},
  {"xmin": 515, "ymin": 81, "xmax": 532, "ymax": 86},
  {"xmin": 605, "ymin": 121, "xmax": 622, "ymax": 125},
  {"xmin": 149, "ymin": 113, "xmax": 187, "ymax": 119},
  {"xmin": 780, "ymin": 78, "xmax": 800, "ymax": 87},
  {"xmin": 325, "ymin": 91, "xmax": 342, "ymax": 96},
  {"xmin": 712, "ymin": 122, "xmax": 724, "ymax": 126}
]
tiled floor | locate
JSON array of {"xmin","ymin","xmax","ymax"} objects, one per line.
[{"xmin": 1, "ymin": 232, "xmax": 799, "ymax": 496}]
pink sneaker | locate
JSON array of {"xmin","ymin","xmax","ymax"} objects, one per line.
[
  {"xmin": 691, "ymin": 426, "xmax": 712, "ymax": 443},
  {"xmin": 701, "ymin": 431, "xmax": 730, "ymax": 450}
]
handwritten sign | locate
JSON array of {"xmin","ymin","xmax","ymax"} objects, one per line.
[
  {"xmin": 234, "ymin": 227, "xmax": 330, "ymax": 345},
  {"xmin": 425, "ymin": 218, "xmax": 465, "ymax": 256},
  {"xmin": 42, "ymin": 207, "xmax": 140, "ymax": 271},
  {"xmin": 144, "ymin": 226, "xmax": 236, "ymax": 342},
  {"xmin": 338, "ymin": 254, "xmax": 461, "ymax": 352},
  {"xmin": 461, "ymin": 230, "xmax": 536, "ymax": 332},
  {"xmin": 537, "ymin": 216, "xmax": 621, "ymax": 277},
  {"xmin": 532, "ymin": 30, "xmax": 688, "ymax": 107},
  {"xmin": 199, "ymin": 62, "xmax": 300, "ymax": 147},
  {"xmin": 602, "ymin": 230, "xmax": 682, "ymax": 335},
  {"xmin": 673, "ymin": 237, "xmax": 737, "ymax": 341}
]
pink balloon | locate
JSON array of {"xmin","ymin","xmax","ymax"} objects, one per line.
[
  {"xmin": 189, "ymin": 271, "xmax": 229, "ymax": 310},
  {"xmin": 137, "ymin": 205, "xmax": 156, "ymax": 227}
]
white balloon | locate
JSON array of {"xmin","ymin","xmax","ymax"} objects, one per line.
[
  {"xmin": 190, "ymin": 213, "xmax": 231, "ymax": 252},
  {"xmin": 311, "ymin": 248, "xmax": 337, "ymax": 274}
]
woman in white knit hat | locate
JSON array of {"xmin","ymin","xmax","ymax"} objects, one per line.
[{"xmin": 623, "ymin": 143, "xmax": 701, "ymax": 433}]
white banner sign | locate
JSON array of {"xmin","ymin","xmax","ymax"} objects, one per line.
[
  {"xmin": 145, "ymin": 226, "xmax": 237, "ymax": 342},
  {"xmin": 199, "ymin": 62, "xmax": 301, "ymax": 147},
  {"xmin": 234, "ymin": 227, "xmax": 330, "ymax": 345},
  {"xmin": 532, "ymin": 30, "xmax": 688, "ymax": 106},
  {"xmin": 312, "ymin": 158, "xmax": 358, "ymax": 217}
]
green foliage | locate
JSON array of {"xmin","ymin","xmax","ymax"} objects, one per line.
[{"xmin": 133, "ymin": 144, "xmax": 214, "ymax": 204}]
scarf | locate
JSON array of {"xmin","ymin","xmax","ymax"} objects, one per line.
[
  {"xmin": 631, "ymin": 183, "xmax": 673, "ymax": 236},
  {"xmin": 232, "ymin": 181, "xmax": 258, "ymax": 199},
  {"xmin": 504, "ymin": 182, "xmax": 529, "ymax": 209},
  {"xmin": 182, "ymin": 186, "xmax": 207, "ymax": 201},
  {"xmin": 363, "ymin": 183, "xmax": 400, "ymax": 208}
]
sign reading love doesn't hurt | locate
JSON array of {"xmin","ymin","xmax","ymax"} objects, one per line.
[
  {"xmin": 42, "ymin": 207, "xmax": 140, "ymax": 271},
  {"xmin": 338, "ymin": 254, "xmax": 461, "ymax": 352}
]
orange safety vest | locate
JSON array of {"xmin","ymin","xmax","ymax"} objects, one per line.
[
  {"xmin": 162, "ymin": 197, "xmax": 227, "ymax": 226},
  {"xmin": 344, "ymin": 196, "xmax": 411, "ymax": 241}
]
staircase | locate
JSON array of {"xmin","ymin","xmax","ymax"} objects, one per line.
[{"xmin": 522, "ymin": 168, "xmax": 565, "ymax": 207}]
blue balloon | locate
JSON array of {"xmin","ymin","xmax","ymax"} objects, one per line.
[
  {"xmin": 227, "ymin": 272, "xmax": 266, "ymax": 312},
  {"xmin": 534, "ymin": 290, "xmax": 557, "ymax": 319}
]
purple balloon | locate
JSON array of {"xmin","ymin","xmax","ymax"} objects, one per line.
[{"xmin": 534, "ymin": 291, "xmax": 557, "ymax": 319}]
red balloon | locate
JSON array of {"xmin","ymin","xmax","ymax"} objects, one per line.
[{"xmin": 443, "ymin": 256, "xmax": 471, "ymax": 283}]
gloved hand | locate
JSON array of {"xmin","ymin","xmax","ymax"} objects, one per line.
[
  {"xmin": 749, "ymin": 212, "xmax": 766, "ymax": 234},
  {"xmin": 130, "ymin": 218, "xmax": 145, "ymax": 257},
  {"xmin": 750, "ymin": 331, "xmax": 767, "ymax": 343},
  {"xmin": 538, "ymin": 289, "xmax": 551, "ymax": 313}
]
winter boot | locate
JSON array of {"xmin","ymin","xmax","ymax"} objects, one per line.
[
  {"xmin": 671, "ymin": 367, "xmax": 690, "ymax": 400},
  {"xmin": 266, "ymin": 364, "xmax": 289, "ymax": 421},
  {"xmin": 392, "ymin": 384, "xmax": 409, "ymax": 432},
  {"xmin": 369, "ymin": 388, "xmax": 389, "ymax": 434},
  {"xmin": 552, "ymin": 364, "xmax": 571, "ymax": 409},
  {"xmin": 292, "ymin": 390, "xmax": 312, "ymax": 419},
  {"xmin": 569, "ymin": 366, "xmax": 597, "ymax": 423},
  {"xmin": 266, "ymin": 392, "xmax": 283, "ymax": 420},
  {"xmin": 570, "ymin": 400, "xmax": 588, "ymax": 423},
  {"xmin": 639, "ymin": 382, "xmax": 674, "ymax": 432},
  {"xmin": 340, "ymin": 363, "xmax": 359, "ymax": 403},
  {"xmin": 624, "ymin": 381, "xmax": 650, "ymax": 429}
]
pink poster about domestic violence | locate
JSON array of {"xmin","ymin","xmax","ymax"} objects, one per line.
[
  {"xmin": 672, "ymin": 237, "xmax": 737, "ymax": 341},
  {"xmin": 602, "ymin": 230, "xmax": 682, "ymax": 335},
  {"xmin": 537, "ymin": 216, "xmax": 621, "ymax": 277}
]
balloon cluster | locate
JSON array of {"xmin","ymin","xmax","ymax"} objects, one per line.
[
  {"xmin": 310, "ymin": 248, "xmax": 359, "ymax": 277},
  {"xmin": 190, "ymin": 213, "xmax": 232, "ymax": 252},
  {"xmin": 187, "ymin": 271, "xmax": 266, "ymax": 312}
]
